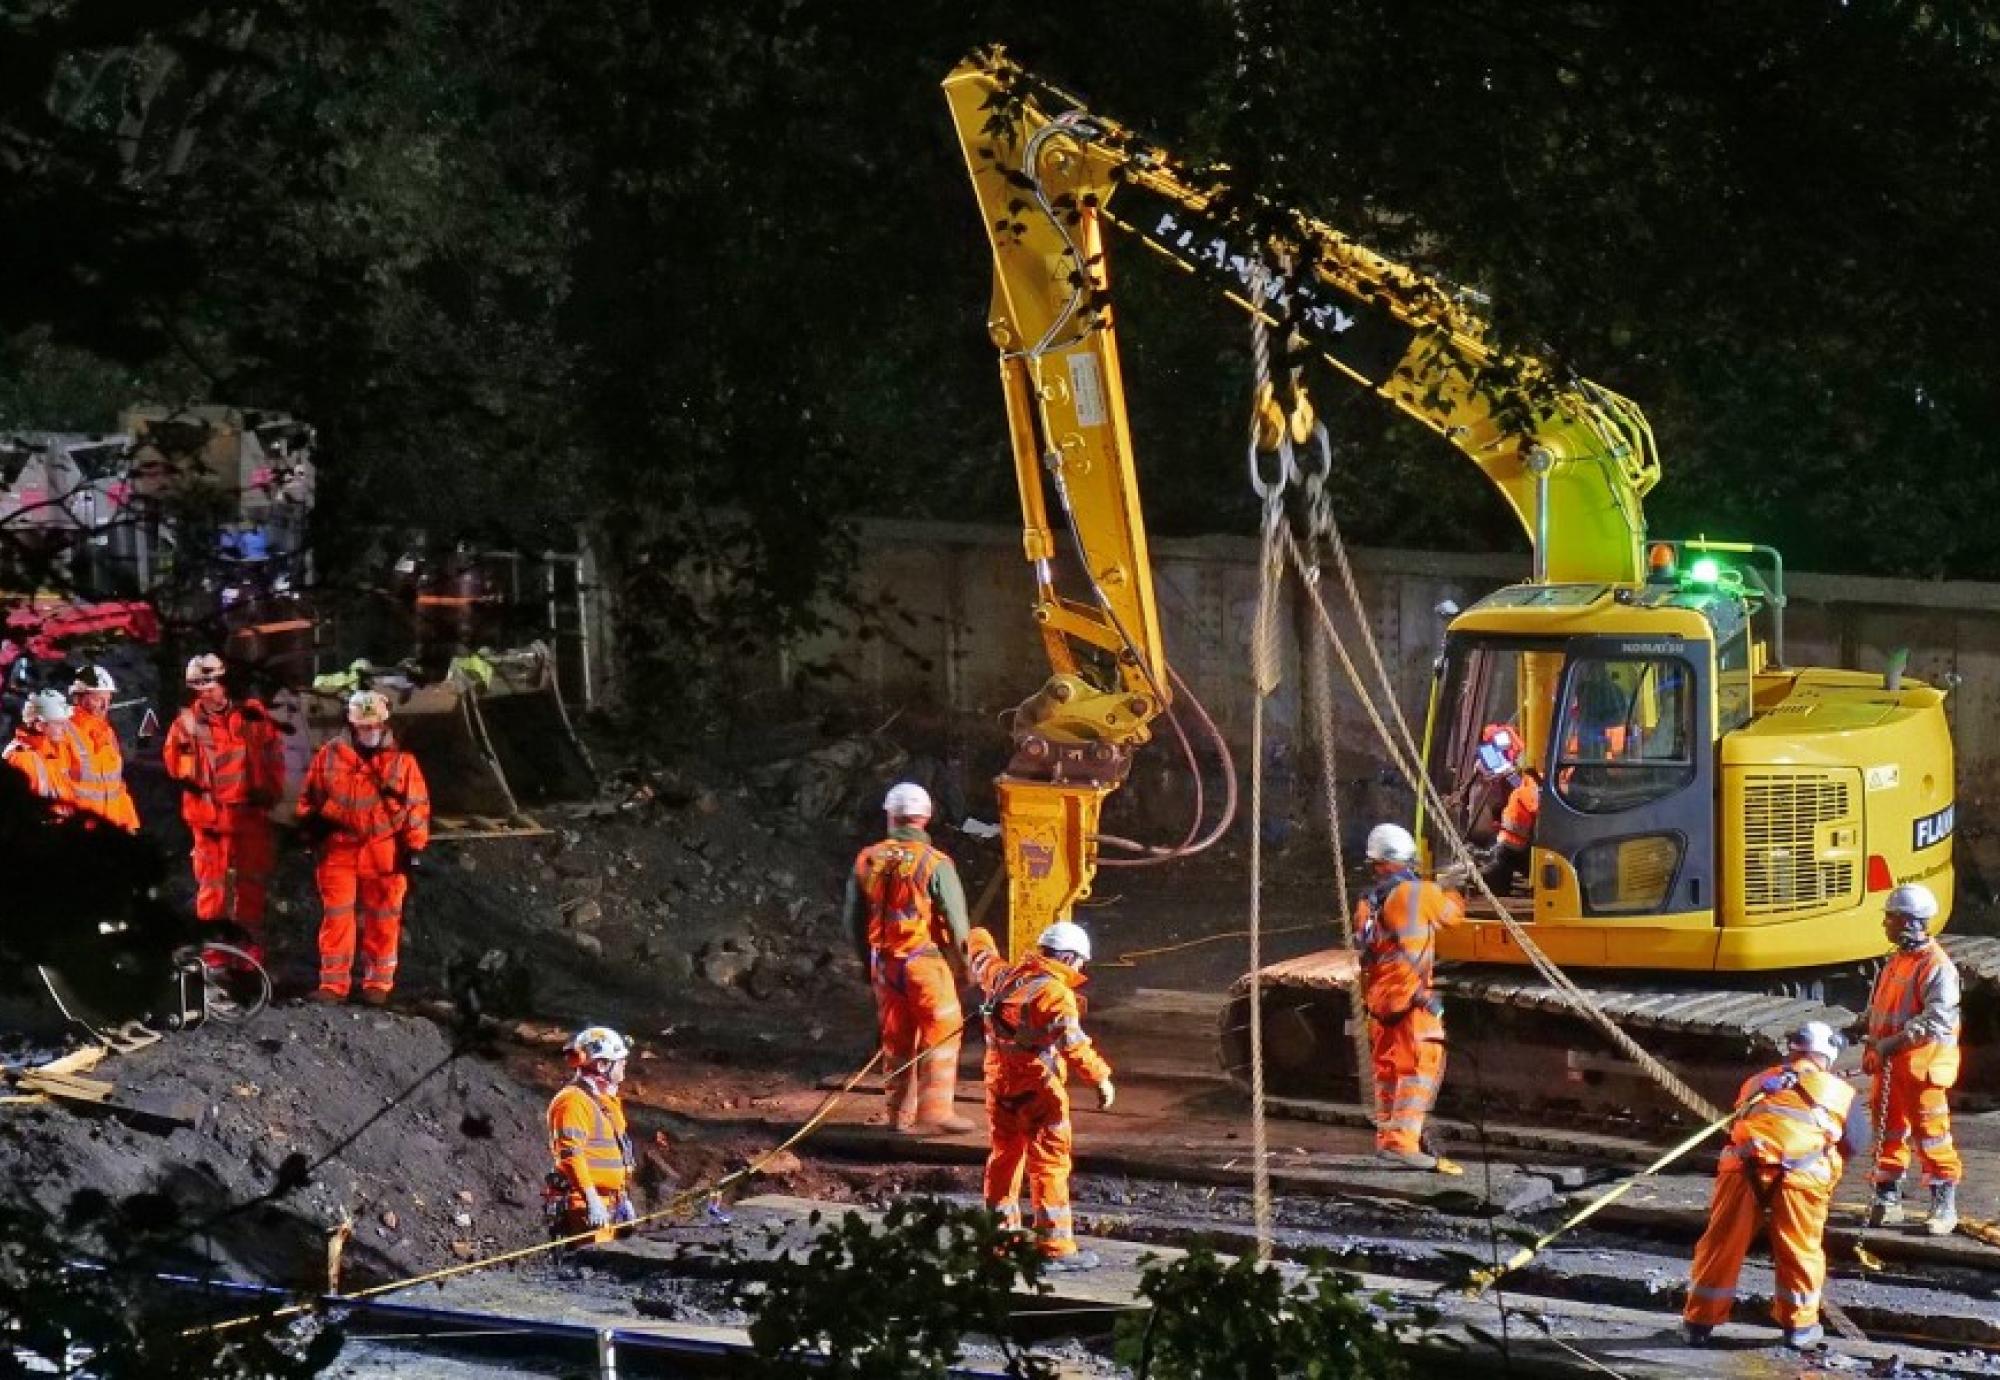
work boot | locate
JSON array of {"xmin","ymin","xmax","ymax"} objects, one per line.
[
  {"xmin": 1681, "ymin": 1322, "xmax": 1713, "ymax": 1347},
  {"xmin": 308, "ymin": 988, "xmax": 344, "ymax": 1005},
  {"xmin": 358, "ymin": 988, "xmax": 390, "ymax": 1007},
  {"xmin": 1925, "ymin": 1183, "xmax": 1960, "ymax": 1237},
  {"xmin": 1782, "ymin": 1323, "xmax": 1824, "ymax": 1351},
  {"xmin": 1044, "ymin": 1249, "xmax": 1102, "ymax": 1274},
  {"xmin": 1375, "ymin": 1147, "xmax": 1438, "ymax": 1171},
  {"xmin": 1867, "ymin": 1181, "xmax": 1904, "ymax": 1226}
]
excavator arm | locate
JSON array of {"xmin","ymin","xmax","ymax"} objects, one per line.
[
  {"xmin": 946, "ymin": 48, "xmax": 1660, "ymax": 586},
  {"xmin": 943, "ymin": 47, "xmax": 1661, "ymax": 954}
]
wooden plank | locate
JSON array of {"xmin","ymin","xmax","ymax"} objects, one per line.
[
  {"xmin": 34, "ymin": 1046, "xmax": 107, "ymax": 1078},
  {"xmin": 18, "ymin": 1070, "xmax": 116, "ymax": 1102}
]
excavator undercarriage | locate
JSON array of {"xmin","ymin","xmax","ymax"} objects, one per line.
[{"xmin": 1220, "ymin": 932, "xmax": 2000, "ymax": 1126}]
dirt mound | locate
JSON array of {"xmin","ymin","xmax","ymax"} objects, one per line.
[{"xmin": 0, "ymin": 1005, "xmax": 551, "ymax": 1291}]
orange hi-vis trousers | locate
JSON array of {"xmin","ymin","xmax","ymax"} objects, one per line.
[
  {"xmin": 1684, "ymin": 1164, "xmax": 1833, "ymax": 1331},
  {"xmin": 1873, "ymin": 1061, "xmax": 1962, "ymax": 1187},
  {"xmin": 871, "ymin": 947, "xmax": 963, "ymax": 1127},
  {"xmin": 193, "ymin": 807, "xmax": 275, "ymax": 953},
  {"xmin": 316, "ymin": 841, "xmax": 409, "ymax": 998},
  {"xmin": 1370, "ymin": 1005, "xmax": 1445, "ymax": 1153},
  {"xmin": 984, "ymin": 1082, "xmax": 1076, "ymax": 1257}
]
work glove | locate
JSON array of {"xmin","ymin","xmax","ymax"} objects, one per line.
[
  {"xmin": 399, "ymin": 847, "xmax": 424, "ymax": 876},
  {"xmin": 1095, "ymin": 1079, "xmax": 1116, "ymax": 1112},
  {"xmin": 582, "ymin": 1188, "xmax": 611, "ymax": 1229},
  {"xmin": 1435, "ymin": 860, "xmax": 1473, "ymax": 891},
  {"xmin": 612, "ymin": 1197, "xmax": 637, "ymax": 1226},
  {"xmin": 1758, "ymin": 1070, "xmax": 1800, "ymax": 1097}
]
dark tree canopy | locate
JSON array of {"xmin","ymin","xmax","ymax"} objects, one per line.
[{"xmin": 5, "ymin": 0, "xmax": 1999, "ymax": 696}]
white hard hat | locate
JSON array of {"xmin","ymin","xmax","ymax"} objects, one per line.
[
  {"xmin": 70, "ymin": 665, "xmax": 116, "ymax": 696},
  {"xmin": 566, "ymin": 1026, "xmax": 631, "ymax": 1066},
  {"xmin": 22, "ymin": 689, "xmax": 71, "ymax": 727},
  {"xmin": 185, "ymin": 652, "xmax": 226, "ymax": 686},
  {"xmin": 346, "ymin": 690, "xmax": 392, "ymax": 726},
  {"xmin": 1884, "ymin": 882, "xmax": 1938, "ymax": 923},
  {"xmin": 1365, "ymin": 822, "xmax": 1418, "ymax": 865},
  {"xmin": 1786, "ymin": 1020, "xmax": 1842, "ymax": 1063},
  {"xmin": 1036, "ymin": 921, "xmax": 1092, "ymax": 964},
  {"xmin": 883, "ymin": 781, "xmax": 933, "ymax": 820}
]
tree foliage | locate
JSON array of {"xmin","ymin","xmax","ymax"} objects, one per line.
[
  {"xmin": 737, "ymin": 1199, "xmax": 1055, "ymax": 1379},
  {"xmin": 6, "ymin": 0, "xmax": 2000, "ymax": 703},
  {"xmin": 1116, "ymin": 1247, "xmax": 1412, "ymax": 1379}
]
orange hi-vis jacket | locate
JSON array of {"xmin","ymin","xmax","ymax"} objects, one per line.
[
  {"xmin": 164, "ymin": 700, "xmax": 284, "ymax": 829},
  {"xmin": 548, "ymin": 1081, "xmax": 634, "ymax": 1197},
  {"xmin": 3, "ymin": 732, "xmax": 74, "ymax": 809},
  {"xmin": 1867, "ymin": 942, "xmax": 1962, "ymax": 1086},
  {"xmin": 297, "ymin": 733, "xmax": 431, "ymax": 865},
  {"xmin": 1722, "ymin": 1058, "xmax": 1858, "ymax": 1191},
  {"xmin": 855, "ymin": 836, "xmax": 951, "ymax": 957},
  {"xmin": 1356, "ymin": 869, "xmax": 1466, "ymax": 1021},
  {"xmin": 1496, "ymin": 776, "xmax": 1540, "ymax": 850},
  {"xmin": 51, "ymin": 712, "xmax": 137, "ymax": 829},
  {"xmin": 967, "ymin": 930, "xmax": 1112, "ymax": 1098}
]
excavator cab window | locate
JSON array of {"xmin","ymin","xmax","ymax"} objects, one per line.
[
  {"xmin": 1553, "ymin": 656, "xmax": 1695, "ymax": 814},
  {"xmin": 1426, "ymin": 636, "xmax": 1563, "ymax": 850}
]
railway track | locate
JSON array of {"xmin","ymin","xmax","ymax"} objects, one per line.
[{"xmin": 303, "ymin": 1185, "xmax": 2000, "ymax": 1378}]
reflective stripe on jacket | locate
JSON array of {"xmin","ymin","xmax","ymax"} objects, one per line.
[
  {"xmin": 1725, "ymin": 1059, "xmax": 1858, "ymax": 1189},
  {"xmin": 548, "ymin": 1083, "xmax": 633, "ymax": 1194},
  {"xmin": 164, "ymin": 701, "xmax": 283, "ymax": 828},
  {"xmin": 1868, "ymin": 942, "xmax": 1962, "ymax": 1084},
  {"xmin": 966, "ymin": 928, "xmax": 1112, "ymax": 1098},
  {"xmin": 3, "ymin": 735, "xmax": 73, "ymax": 808},
  {"xmin": 1496, "ymin": 776, "xmax": 1540, "ymax": 850},
  {"xmin": 297, "ymin": 732, "xmax": 431, "ymax": 849},
  {"xmin": 856, "ymin": 837, "xmax": 947, "ymax": 957},
  {"xmin": 1356, "ymin": 871, "xmax": 1465, "ymax": 1020},
  {"xmin": 50, "ymin": 714, "xmax": 136, "ymax": 828}
]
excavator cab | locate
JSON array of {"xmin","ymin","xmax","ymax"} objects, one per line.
[{"xmin": 1425, "ymin": 588, "xmax": 1725, "ymax": 952}]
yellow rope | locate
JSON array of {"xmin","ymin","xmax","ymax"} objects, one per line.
[{"xmin": 1100, "ymin": 922, "xmax": 1321, "ymax": 968}]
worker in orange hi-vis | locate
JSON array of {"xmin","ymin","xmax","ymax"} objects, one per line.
[
  {"xmin": 1479, "ymin": 765, "xmax": 1541, "ymax": 894},
  {"xmin": 842, "ymin": 781, "xmax": 974, "ymax": 1135},
  {"xmin": 296, "ymin": 690, "xmax": 431, "ymax": 1005},
  {"xmin": 51, "ymin": 665, "xmax": 139, "ymax": 830},
  {"xmin": 544, "ymin": 1026, "xmax": 638, "ymax": 1243},
  {"xmin": 1682, "ymin": 1021, "xmax": 1868, "ymax": 1352},
  {"xmin": 162, "ymin": 653, "xmax": 284, "ymax": 961},
  {"xmin": 1863, "ymin": 882, "xmax": 1962, "ymax": 1237},
  {"xmin": 965, "ymin": 919, "xmax": 1114, "ymax": 1273},
  {"xmin": 3, "ymin": 690, "xmax": 79, "ymax": 812},
  {"xmin": 1356, "ymin": 822, "xmax": 1466, "ymax": 1171}
]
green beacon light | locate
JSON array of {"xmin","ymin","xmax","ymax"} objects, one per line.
[{"xmin": 1688, "ymin": 556, "xmax": 1722, "ymax": 585}]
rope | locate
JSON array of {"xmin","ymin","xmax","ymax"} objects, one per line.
[
  {"xmin": 1463, "ymin": 1095, "xmax": 1755, "ymax": 1295},
  {"xmin": 192, "ymin": 1026, "xmax": 953, "ymax": 1338},
  {"xmin": 1302, "ymin": 600, "xmax": 1375, "ymax": 1131},
  {"xmin": 1275, "ymin": 522, "xmax": 1720, "ymax": 1123},
  {"xmin": 1101, "ymin": 921, "xmax": 1320, "ymax": 968},
  {"xmin": 1241, "ymin": 260, "xmax": 1286, "ymax": 1264}
]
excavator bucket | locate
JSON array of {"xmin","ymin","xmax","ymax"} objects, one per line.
[
  {"xmin": 467, "ymin": 643, "xmax": 597, "ymax": 809},
  {"xmin": 288, "ymin": 643, "xmax": 595, "ymax": 827}
]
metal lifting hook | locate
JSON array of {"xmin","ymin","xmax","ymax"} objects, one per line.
[{"xmin": 1248, "ymin": 434, "xmax": 1298, "ymax": 503}]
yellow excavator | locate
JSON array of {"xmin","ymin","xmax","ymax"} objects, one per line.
[{"xmin": 943, "ymin": 48, "xmax": 1994, "ymax": 1119}]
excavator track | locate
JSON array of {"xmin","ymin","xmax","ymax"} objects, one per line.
[{"xmin": 1216, "ymin": 942, "xmax": 2000, "ymax": 1129}]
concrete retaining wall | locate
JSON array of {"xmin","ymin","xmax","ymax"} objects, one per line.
[{"xmin": 782, "ymin": 518, "xmax": 2000, "ymax": 803}]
